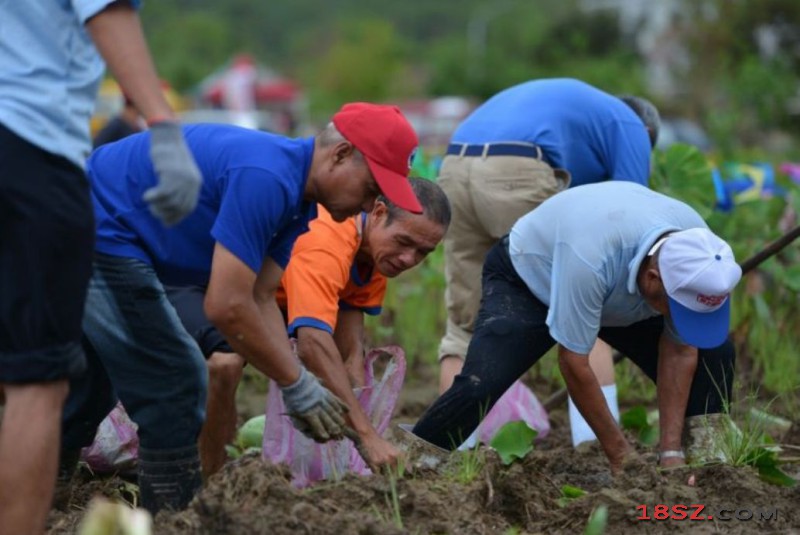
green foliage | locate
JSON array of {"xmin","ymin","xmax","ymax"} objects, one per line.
[
  {"xmin": 237, "ymin": 414, "xmax": 266, "ymax": 448},
  {"xmin": 746, "ymin": 447, "xmax": 797, "ymax": 487},
  {"xmin": 448, "ymin": 447, "xmax": 487, "ymax": 485},
  {"xmin": 650, "ymin": 144, "xmax": 716, "ymax": 219},
  {"xmin": 489, "ymin": 421, "xmax": 537, "ymax": 465},
  {"xmin": 228, "ymin": 414, "xmax": 265, "ymax": 459},
  {"xmin": 557, "ymin": 484, "xmax": 587, "ymax": 507},
  {"xmin": 584, "ymin": 505, "xmax": 608, "ymax": 535},
  {"xmin": 651, "ymin": 145, "xmax": 800, "ymax": 397},
  {"xmin": 620, "ymin": 406, "xmax": 659, "ymax": 447}
]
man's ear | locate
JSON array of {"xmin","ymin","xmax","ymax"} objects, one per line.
[
  {"xmin": 644, "ymin": 266, "xmax": 663, "ymax": 295},
  {"xmin": 371, "ymin": 198, "xmax": 389, "ymax": 220},
  {"xmin": 333, "ymin": 141, "xmax": 355, "ymax": 164}
]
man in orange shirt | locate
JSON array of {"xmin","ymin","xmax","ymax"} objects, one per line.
[{"xmin": 168, "ymin": 177, "xmax": 450, "ymax": 475}]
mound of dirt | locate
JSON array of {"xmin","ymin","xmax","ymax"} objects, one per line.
[{"xmin": 146, "ymin": 436, "xmax": 799, "ymax": 535}]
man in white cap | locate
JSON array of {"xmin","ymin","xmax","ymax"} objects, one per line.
[{"xmin": 413, "ymin": 181, "xmax": 742, "ymax": 473}]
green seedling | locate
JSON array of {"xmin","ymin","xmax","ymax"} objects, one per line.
[
  {"xmin": 236, "ymin": 414, "xmax": 266, "ymax": 449},
  {"xmin": 620, "ymin": 406, "xmax": 658, "ymax": 446},
  {"xmin": 557, "ymin": 484, "xmax": 587, "ymax": 508},
  {"xmin": 227, "ymin": 414, "xmax": 266, "ymax": 459},
  {"xmin": 454, "ymin": 446, "xmax": 486, "ymax": 485},
  {"xmin": 745, "ymin": 446, "xmax": 797, "ymax": 487},
  {"xmin": 583, "ymin": 505, "xmax": 608, "ymax": 535},
  {"xmin": 489, "ymin": 421, "xmax": 537, "ymax": 465}
]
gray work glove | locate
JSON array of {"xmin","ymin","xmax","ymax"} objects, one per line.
[
  {"xmin": 144, "ymin": 121, "xmax": 202, "ymax": 226},
  {"xmin": 281, "ymin": 366, "xmax": 349, "ymax": 442}
]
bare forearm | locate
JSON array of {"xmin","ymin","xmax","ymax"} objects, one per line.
[
  {"xmin": 86, "ymin": 3, "xmax": 175, "ymax": 121},
  {"xmin": 214, "ymin": 299, "xmax": 299, "ymax": 386},
  {"xmin": 657, "ymin": 338, "xmax": 697, "ymax": 451},
  {"xmin": 297, "ymin": 329, "xmax": 374, "ymax": 436},
  {"xmin": 333, "ymin": 310, "xmax": 366, "ymax": 387},
  {"xmin": 559, "ymin": 349, "xmax": 627, "ymax": 458}
]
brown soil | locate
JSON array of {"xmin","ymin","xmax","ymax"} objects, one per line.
[{"xmin": 46, "ymin": 368, "xmax": 800, "ymax": 535}]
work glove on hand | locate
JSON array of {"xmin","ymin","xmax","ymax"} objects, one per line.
[
  {"xmin": 144, "ymin": 121, "xmax": 202, "ymax": 226},
  {"xmin": 281, "ymin": 366, "xmax": 349, "ymax": 442}
]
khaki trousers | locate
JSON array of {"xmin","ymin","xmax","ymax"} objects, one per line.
[{"xmin": 438, "ymin": 152, "xmax": 569, "ymax": 360}]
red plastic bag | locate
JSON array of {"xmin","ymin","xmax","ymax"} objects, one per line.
[
  {"xmin": 80, "ymin": 402, "xmax": 139, "ymax": 474},
  {"xmin": 262, "ymin": 346, "xmax": 406, "ymax": 487}
]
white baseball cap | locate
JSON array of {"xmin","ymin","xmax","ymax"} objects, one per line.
[{"xmin": 650, "ymin": 228, "xmax": 742, "ymax": 348}]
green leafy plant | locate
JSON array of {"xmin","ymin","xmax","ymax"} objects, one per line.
[
  {"xmin": 489, "ymin": 421, "xmax": 537, "ymax": 465},
  {"xmin": 447, "ymin": 446, "xmax": 487, "ymax": 485},
  {"xmin": 557, "ymin": 484, "xmax": 587, "ymax": 508},
  {"xmin": 226, "ymin": 414, "xmax": 265, "ymax": 459},
  {"xmin": 583, "ymin": 504, "xmax": 608, "ymax": 535},
  {"xmin": 712, "ymin": 395, "xmax": 797, "ymax": 487},
  {"xmin": 619, "ymin": 406, "xmax": 658, "ymax": 446}
]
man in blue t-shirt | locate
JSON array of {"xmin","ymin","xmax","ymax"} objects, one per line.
[
  {"xmin": 437, "ymin": 78, "xmax": 660, "ymax": 446},
  {"xmin": 61, "ymin": 102, "xmax": 423, "ymax": 513},
  {"xmin": 414, "ymin": 182, "xmax": 742, "ymax": 474}
]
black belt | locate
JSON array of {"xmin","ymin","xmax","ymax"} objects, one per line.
[{"xmin": 446, "ymin": 142, "xmax": 543, "ymax": 159}]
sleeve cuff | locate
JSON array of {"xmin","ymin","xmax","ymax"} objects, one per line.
[
  {"xmin": 287, "ymin": 316, "xmax": 334, "ymax": 336},
  {"xmin": 339, "ymin": 301, "xmax": 382, "ymax": 316}
]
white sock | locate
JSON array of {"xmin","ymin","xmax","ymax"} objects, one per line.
[{"xmin": 569, "ymin": 384, "xmax": 620, "ymax": 447}]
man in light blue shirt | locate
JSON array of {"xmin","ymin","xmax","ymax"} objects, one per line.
[
  {"xmin": 0, "ymin": 2, "xmax": 201, "ymax": 532},
  {"xmin": 437, "ymin": 78, "xmax": 661, "ymax": 447},
  {"xmin": 414, "ymin": 182, "xmax": 742, "ymax": 474}
]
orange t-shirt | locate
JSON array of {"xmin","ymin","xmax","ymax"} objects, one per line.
[{"xmin": 275, "ymin": 207, "xmax": 386, "ymax": 334}]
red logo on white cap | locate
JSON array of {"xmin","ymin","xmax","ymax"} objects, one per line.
[{"xmin": 696, "ymin": 293, "xmax": 726, "ymax": 307}]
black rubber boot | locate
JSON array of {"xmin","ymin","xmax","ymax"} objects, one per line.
[
  {"xmin": 137, "ymin": 445, "xmax": 203, "ymax": 515},
  {"xmin": 52, "ymin": 448, "xmax": 81, "ymax": 511}
]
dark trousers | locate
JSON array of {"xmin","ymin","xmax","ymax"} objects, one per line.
[
  {"xmin": 62, "ymin": 254, "xmax": 207, "ymax": 451},
  {"xmin": 413, "ymin": 238, "xmax": 736, "ymax": 450}
]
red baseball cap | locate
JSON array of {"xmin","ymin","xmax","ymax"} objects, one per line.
[{"xmin": 333, "ymin": 102, "xmax": 423, "ymax": 214}]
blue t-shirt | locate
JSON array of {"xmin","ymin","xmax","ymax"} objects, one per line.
[
  {"xmin": 509, "ymin": 182, "xmax": 706, "ymax": 354},
  {"xmin": 0, "ymin": 0, "xmax": 139, "ymax": 168},
  {"xmin": 452, "ymin": 78, "xmax": 651, "ymax": 188},
  {"xmin": 88, "ymin": 124, "xmax": 317, "ymax": 286}
]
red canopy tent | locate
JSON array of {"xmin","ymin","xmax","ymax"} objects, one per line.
[{"xmin": 196, "ymin": 55, "xmax": 301, "ymax": 107}]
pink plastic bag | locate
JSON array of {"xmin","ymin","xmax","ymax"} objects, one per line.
[
  {"xmin": 262, "ymin": 345, "xmax": 406, "ymax": 487},
  {"xmin": 473, "ymin": 380, "xmax": 550, "ymax": 445},
  {"xmin": 80, "ymin": 402, "xmax": 139, "ymax": 474}
]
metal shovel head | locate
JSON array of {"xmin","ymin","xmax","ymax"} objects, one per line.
[{"xmin": 397, "ymin": 423, "xmax": 449, "ymax": 454}]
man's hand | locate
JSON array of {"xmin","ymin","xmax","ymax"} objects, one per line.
[
  {"xmin": 145, "ymin": 121, "xmax": 202, "ymax": 226},
  {"xmin": 350, "ymin": 431, "xmax": 402, "ymax": 473},
  {"xmin": 281, "ymin": 366, "xmax": 349, "ymax": 442},
  {"xmin": 607, "ymin": 437, "xmax": 635, "ymax": 475}
]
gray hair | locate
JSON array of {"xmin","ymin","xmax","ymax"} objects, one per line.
[
  {"xmin": 380, "ymin": 177, "xmax": 451, "ymax": 229},
  {"xmin": 619, "ymin": 95, "xmax": 661, "ymax": 148},
  {"xmin": 317, "ymin": 122, "xmax": 364, "ymax": 161}
]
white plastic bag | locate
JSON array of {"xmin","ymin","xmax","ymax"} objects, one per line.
[{"xmin": 81, "ymin": 402, "xmax": 139, "ymax": 474}]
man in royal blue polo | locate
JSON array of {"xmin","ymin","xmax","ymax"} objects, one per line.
[
  {"xmin": 414, "ymin": 182, "xmax": 742, "ymax": 473},
  {"xmin": 61, "ymin": 103, "xmax": 422, "ymax": 513},
  {"xmin": 437, "ymin": 78, "xmax": 661, "ymax": 446}
]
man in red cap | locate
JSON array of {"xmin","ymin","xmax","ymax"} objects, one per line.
[{"xmin": 59, "ymin": 102, "xmax": 421, "ymax": 513}]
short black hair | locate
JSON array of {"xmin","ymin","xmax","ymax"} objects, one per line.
[
  {"xmin": 379, "ymin": 177, "xmax": 451, "ymax": 229},
  {"xmin": 619, "ymin": 95, "xmax": 661, "ymax": 148}
]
